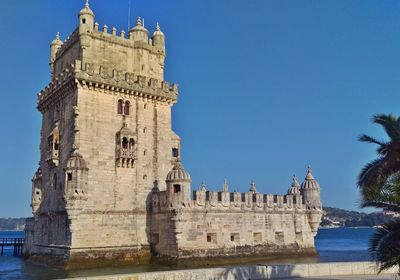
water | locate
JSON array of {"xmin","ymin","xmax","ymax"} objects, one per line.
[
  {"xmin": 316, "ymin": 227, "xmax": 373, "ymax": 262},
  {"xmin": 0, "ymin": 227, "xmax": 375, "ymax": 280}
]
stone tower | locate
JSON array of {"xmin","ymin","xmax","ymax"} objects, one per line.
[
  {"xmin": 24, "ymin": 1, "xmax": 180, "ymax": 267},
  {"xmin": 25, "ymin": 2, "xmax": 323, "ymax": 268},
  {"xmin": 300, "ymin": 166, "xmax": 323, "ymax": 235}
]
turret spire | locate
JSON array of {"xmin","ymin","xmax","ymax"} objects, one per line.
[
  {"xmin": 292, "ymin": 175, "xmax": 300, "ymax": 188},
  {"xmin": 223, "ymin": 179, "xmax": 228, "ymax": 192},
  {"xmin": 136, "ymin": 17, "xmax": 142, "ymax": 26},
  {"xmin": 306, "ymin": 165, "xmax": 314, "ymax": 180},
  {"xmin": 249, "ymin": 180, "xmax": 257, "ymax": 193}
]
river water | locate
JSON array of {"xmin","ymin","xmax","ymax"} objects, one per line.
[{"xmin": 0, "ymin": 227, "xmax": 375, "ymax": 280}]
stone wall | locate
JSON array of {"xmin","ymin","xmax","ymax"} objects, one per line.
[
  {"xmin": 151, "ymin": 190, "xmax": 316, "ymax": 261},
  {"xmin": 57, "ymin": 262, "xmax": 398, "ymax": 280}
]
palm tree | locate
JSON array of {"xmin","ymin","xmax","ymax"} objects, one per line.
[{"xmin": 358, "ymin": 113, "xmax": 400, "ymax": 273}]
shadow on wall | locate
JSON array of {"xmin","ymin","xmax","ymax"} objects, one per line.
[
  {"xmin": 221, "ymin": 264, "xmax": 295, "ymax": 280},
  {"xmin": 146, "ymin": 180, "xmax": 161, "ymax": 256}
]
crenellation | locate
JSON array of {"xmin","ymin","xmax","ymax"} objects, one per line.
[
  {"xmin": 38, "ymin": 61, "xmax": 178, "ymax": 111},
  {"xmin": 170, "ymin": 189, "xmax": 309, "ymax": 213}
]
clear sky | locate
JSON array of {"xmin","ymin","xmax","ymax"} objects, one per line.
[{"xmin": 1, "ymin": 0, "xmax": 400, "ymax": 217}]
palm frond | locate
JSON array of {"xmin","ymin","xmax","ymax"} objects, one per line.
[
  {"xmin": 358, "ymin": 134, "xmax": 386, "ymax": 147},
  {"xmin": 369, "ymin": 220, "xmax": 400, "ymax": 273},
  {"xmin": 373, "ymin": 114, "xmax": 400, "ymax": 143},
  {"xmin": 361, "ymin": 201, "xmax": 400, "ymax": 213},
  {"xmin": 358, "ymin": 157, "xmax": 386, "ymax": 189}
]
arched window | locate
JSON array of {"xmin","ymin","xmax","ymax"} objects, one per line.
[
  {"xmin": 124, "ymin": 101, "xmax": 130, "ymax": 115},
  {"xmin": 129, "ymin": 138, "xmax": 135, "ymax": 150},
  {"xmin": 117, "ymin": 100, "xmax": 123, "ymax": 115},
  {"xmin": 122, "ymin": 137, "xmax": 128, "ymax": 149}
]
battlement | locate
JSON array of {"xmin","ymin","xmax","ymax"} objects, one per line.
[
  {"xmin": 37, "ymin": 60, "xmax": 178, "ymax": 111},
  {"xmin": 55, "ymin": 23, "xmax": 164, "ymax": 61},
  {"xmin": 50, "ymin": 6, "xmax": 166, "ymax": 81},
  {"xmin": 151, "ymin": 189, "xmax": 306, "ymax": 213}
]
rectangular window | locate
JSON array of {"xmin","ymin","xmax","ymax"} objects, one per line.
[
  {"xmin": 230, "ymin": 233, "xmax": 240, "ymax": 242},
  {"xmin": 67, "ymin": 173, "xmax": 72, "ymax": 181},
  {"xmin": 254, "ymin": 232, "xmax": 262, "ymax": 243},
  {"xmin": 172, "ymin": 148, "xmax": 179, "ymax": 158},
  {"xmin": 173, "ymin": 184, "xmax": 181, "ymax": 193},
  {"xmin": 207, "ymin": 233, "xmax": 216, "ymax": 243}
]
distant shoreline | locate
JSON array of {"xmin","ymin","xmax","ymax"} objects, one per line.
[{"xmin": 320, "ymin": 226, "xmax": 374, "ymax": 229}]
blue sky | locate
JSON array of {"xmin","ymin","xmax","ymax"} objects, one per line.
[{"xmin": 1, "ymin": 0, "xmax": 400, "ymax": 217}]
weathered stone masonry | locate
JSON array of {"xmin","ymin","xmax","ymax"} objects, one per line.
[{"xmin": 24, "ymin": 1, "xmax": 323, "ymax": 268}]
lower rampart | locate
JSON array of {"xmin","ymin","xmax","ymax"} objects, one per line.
[{"xmin": 57, "ymin": 262, "xmax": 398, "ymax": 279}]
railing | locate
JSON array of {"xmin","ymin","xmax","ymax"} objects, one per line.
[{"xmin": 0, "ymin": 238, "xmax": 24, "ymax": 256}]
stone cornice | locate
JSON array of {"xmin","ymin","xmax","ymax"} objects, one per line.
[
  {"xmin": 75, "ymin": 61, "xmax": 178, "ymax": 103},
  {"xmin": 37, "ymin": 60, "xmax": 178, "ymax": 112},
  {"xmin": 37, "ymin": 65, "xmax": 77, "ymax": 112}
]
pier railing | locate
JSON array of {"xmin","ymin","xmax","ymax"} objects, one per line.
[{"xmin": 0, "ymin": 238, "xmax": 24, "ymax": 256}]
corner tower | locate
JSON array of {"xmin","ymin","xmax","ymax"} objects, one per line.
[
  {"xmin": 24, "ymin": 1, "xmax": 180, "ymax": 268},
  {"xmin": 300, "ymin": 166, "xmax": 323, "ymax": 235}
]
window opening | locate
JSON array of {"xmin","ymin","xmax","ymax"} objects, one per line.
[
  {"xmin": 124, "ymin": 101, "xmax": 130, "ymax": 115},
  {"xmin": 122, "ymin": 137, "xmax": 128, "ymax": 149},
  {"xmin": 173, "ymin": 184, "xmax": 181, "ymax": 193},
  {"xmin": 172, "ymin": 148, "xmax": 179, "ymax": 158},
  {"xmin": 117, "ymin": 100, "xmax": 123, "ymax": 114}
]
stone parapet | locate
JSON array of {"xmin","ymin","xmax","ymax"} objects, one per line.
[
  {"xmin": 57, "ymin": 262, "xmax": 398, "ymax": 280},
  {"xmin": 55, "ymin": 28, "xmax": 79, "ymax": 61},
  {"xmin": 152, "ymin": 190, "xmax": 306, "ymax": 213}
]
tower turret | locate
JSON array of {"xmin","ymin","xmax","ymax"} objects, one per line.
[
  {"xmin": 300, "ymin": 166, "xmax": 322, "ymax": 235},
  {"xmin": 152, "ymin": 23, "xmax": 165, "ymax": 54},
  {"xmin": 166, "ymin": 161, "xmax": 191, "ymax": 207},
  {"xmin": 287, "ymin": 175, "xmax": 300, "ymax": 195},
  {"xmin": 129, "ymin": 17, "xmax": 149, "ymax": 43},
  {"xmin": 64, "ymin": 151, "xmax": 89, "ymax": 216},
  {"xmin": 31, "ymin": 167, "xmax": 42, "ymax": 216},
  {"xmin": 50, "ymin": 32, "xmax": 63, "ymax": 78},
  {"xmin": 78, "ymin": 0, "xmax": 95, "ymax": 34}
]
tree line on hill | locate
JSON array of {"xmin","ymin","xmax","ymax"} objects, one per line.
[
  {"xmin": 321, "ymin": 206, "xmax": 393, "ymax": 228},
  {"xmin": 0, "ymin": 218, "xmax": 26, "ymax": 231}
]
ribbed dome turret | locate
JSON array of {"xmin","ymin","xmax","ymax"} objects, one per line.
[
  {"xmin": 66, "ymin": 152, "xmax": 88, "ymax": 170},
  {"xmin": 79, "ymin": 0, "xmax": 94, "ymax": 17},
  {"xmin": 300, "ymin": 166, "xmax": 320, "ymax": 189},
  {"xmin": 288, "ymin": 175, "xmax": 300, "ymax": 194},
  {"xmin": 119, "ymin": 122, "xmax": 134, "ymax": 135},
  {"xmin": 32, "ymin": 168, "xmax": 42, "ymax": 181},
  {"xmin": 166, "ymin": 161, "xmax": 191, "ymax": 182},
  {"xmin": 130, "ymin": 17, "xmax": 149, "ymax": 33},
  {"xmin": 153, "ymin": 22, "xmax": 164, "ymax": 37},
  {"xmin": 51, "ymin": 32, "xmax": 63, "ymax": 47},
  {"xmin": 249, "ymin": 181, "xmax": 257, "ymax": 193}
]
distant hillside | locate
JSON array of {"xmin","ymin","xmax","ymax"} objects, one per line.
[
  {"xmin": 322, "ymin": 207, "xmax": 394, "ymax": 228},
  {"xmin": 0, "ymin": 218, "xmax": 26, "ymax": 231}
]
